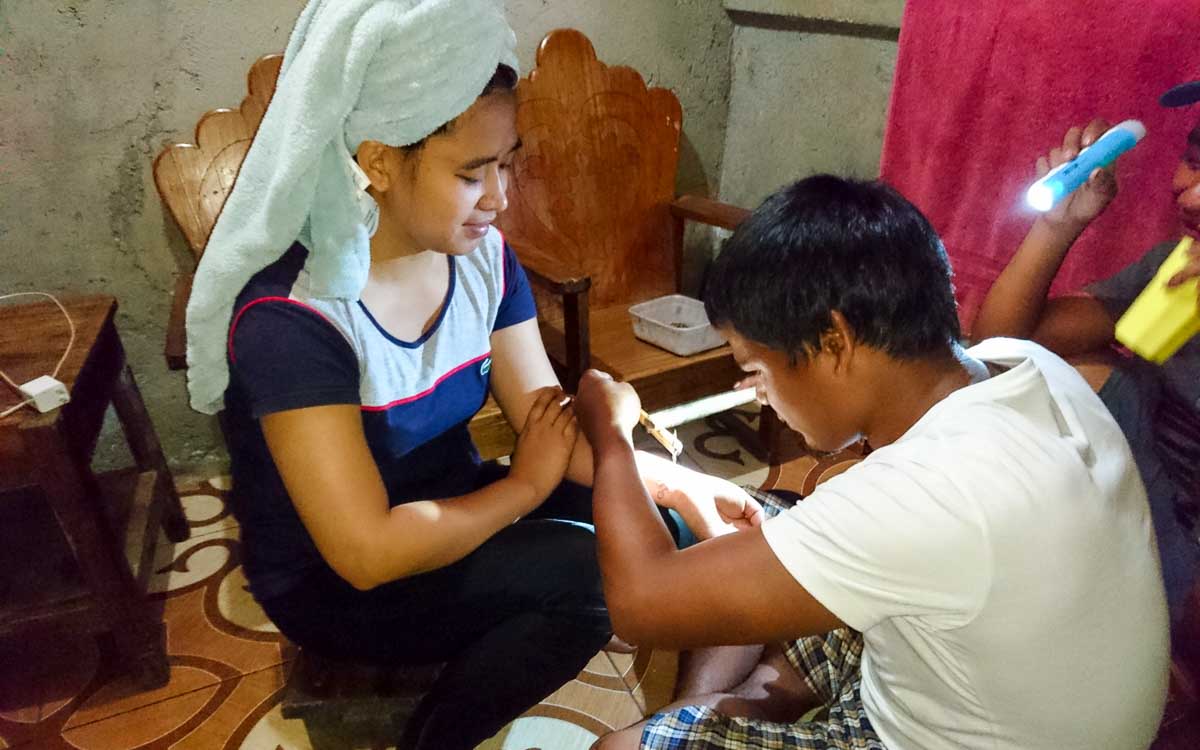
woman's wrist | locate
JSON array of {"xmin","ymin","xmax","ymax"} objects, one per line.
[{"xmin": 499, "ymin": 475, "xmax": 544, "ymax": 511}]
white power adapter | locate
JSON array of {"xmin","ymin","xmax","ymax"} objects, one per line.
[{"xmin": 19, "ymin": 375, "xmax": 70, "ymax": 413}]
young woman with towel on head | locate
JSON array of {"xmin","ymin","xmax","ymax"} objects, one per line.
[{"xmin": 183, "ymin": 1, "xmax": 763, "ymax": 747}]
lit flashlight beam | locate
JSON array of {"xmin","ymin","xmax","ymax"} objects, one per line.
[{"xmin": 647, "ymin": 387, "xmax": 758, "ymax": 430}]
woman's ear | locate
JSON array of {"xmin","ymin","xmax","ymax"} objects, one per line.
[{"xmin": 355, "ymin": 140, "xmax": 393, "ymax": 192}]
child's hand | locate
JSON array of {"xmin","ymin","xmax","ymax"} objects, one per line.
[
  {"xmin": 1166, "ymin": 239, "xmax": 1200, "ymax": 315},
  {"xmin": 509, "ymin": 387, "xmax": 578, "ymax": 502},
  {"xmin": 1038, "ymin": 119, "xmax": 1119, "ymax": 233},
  {"xmin": 648, "ymin": 465, "xmax": 764, "ymax": 541}
]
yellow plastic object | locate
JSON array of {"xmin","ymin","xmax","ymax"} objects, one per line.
[{"xmin": 1115, "ymin": 236, "xmax": 1200, "ymax": 364}]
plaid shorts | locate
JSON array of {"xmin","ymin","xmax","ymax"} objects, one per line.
[{"xmin": 640, "ymin": 489, "xmax": 885, "ymax": 750}]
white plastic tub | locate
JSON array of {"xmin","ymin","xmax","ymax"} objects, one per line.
[{"xmin": 628, "ymin": 294, "xmax": 725, "ymax": 356}]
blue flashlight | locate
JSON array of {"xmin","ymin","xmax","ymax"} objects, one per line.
[{"xmin": 1026, "ymin": 120, "xmax": 1145, "ymax": 212}]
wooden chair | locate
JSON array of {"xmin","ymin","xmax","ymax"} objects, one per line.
[
  {"xmin": 153, "ymin": 54, "xmax": 283, "ymax": 373},
  {"xmin": 497, "ymin": 29, "xmax": 749, "ymax": 414},
  {"xmin": 151, "ymin": 54, "xmax": 515, "ymax": 460},
  {"xmin": 496, "ymin": 29, "xmax": 799, "ymax": 460}
]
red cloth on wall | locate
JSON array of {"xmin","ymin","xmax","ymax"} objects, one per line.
[{"xmin": 879, "ymin": 1, "xmax": 1200, "ymax": 333}]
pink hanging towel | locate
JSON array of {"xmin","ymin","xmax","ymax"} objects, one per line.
[{"xmin": 879, "ymin": 1, "xmax": 1200, "ymax": 334}]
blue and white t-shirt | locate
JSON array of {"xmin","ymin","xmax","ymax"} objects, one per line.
[{"xmin": 223, "ymin": 227, "xmax": 535, "ymax": 600}]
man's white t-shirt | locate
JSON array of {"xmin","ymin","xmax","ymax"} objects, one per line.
[{"xmin": 761, "ymin": 338, "xmax": 1169, "ymax": 750}]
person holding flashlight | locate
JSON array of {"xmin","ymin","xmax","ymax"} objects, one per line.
[{"xmin": 974, "ymin": 83, "xmax": 1200, "ymax": 625}]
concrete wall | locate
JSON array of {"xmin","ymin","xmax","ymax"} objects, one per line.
[
  {"xmin": 0, "ymin": 1, "xmax": 733, "ymax": 469},
  {"xmin": 718, "ymin": 0, "xmax": 903, "ymax": 209}
]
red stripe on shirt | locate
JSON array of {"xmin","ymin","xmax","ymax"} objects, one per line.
[
  {"xmin": 228, "ymin": 296, "xmax": 336, "ymax": 364},
  {"xmin": 360, "ymin": 351, "xmax": 492, "ymax": 411}
]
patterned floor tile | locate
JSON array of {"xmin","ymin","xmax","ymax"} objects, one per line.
[
  {"xmin": 0, "ymin": 630, "xmax": 102, "ymax": 748},
  {"xmin": 476, "ymin": 649, "xmax": 643, "ymax": 749},
  {"xmin": 483, "ymin": 716, "xmax": 606, "ymax": 750},
  {"xmin": 729, "ymin": 464, "xmax": 771, "ymax": 491},
  {"xmin": 54, "ymin": 522, "xmax": 290, "ymax": 732},
  {"xmin": 0, "ymin": 484, "xmax": 293, "ymax": 745},
  {"xmin": 677, "ymin": 408, "xmax": 766, "ymax": 481},
  {"xmin": 606, "ymin": 648, "xmax": 679, "ymax": 718},
  {"xmin": 760, "ymin": 447, "xmax": 864, "ymax": 497},
  {"xmin": 59, "ymin": 664, "xmax": 290, "ymax": 750},
  {"xmin": 171, "ymin": 475, "xmax": 237, "ymax": 534},
  {"xmin": 2, "ymin": 408, "xmax": 834, "ymax": 750}
]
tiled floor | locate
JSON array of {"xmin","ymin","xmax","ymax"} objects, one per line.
[{"xmin": 0, "ymin": 405, "xmax": 863, "ymax": 749}]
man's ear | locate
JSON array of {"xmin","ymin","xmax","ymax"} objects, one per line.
[
  {"xmin": 822, "ymin": 311, "xmax": 857, "ymax": 371},
  {"xmin": 355, "ymin": 140, "xmax": 394, "ymax": 192}
]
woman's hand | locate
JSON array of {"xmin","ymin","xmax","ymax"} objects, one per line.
[
  {"xmin": 1037, "ymin": 118, "xmax": 1119, "ymax": 233},
  {"xmin": 509, "ymin": 386, "xmax": 578, "ymax": 502}
]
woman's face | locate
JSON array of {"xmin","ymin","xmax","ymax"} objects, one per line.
[{"xmin": 379, "ymin": 90, "xmax": 520, "ymax": 256}]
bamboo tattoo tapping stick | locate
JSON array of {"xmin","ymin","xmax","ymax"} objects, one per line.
[
  {"xmin": 638, "ymin": 388, "xmax": 758, "ymax": 461},
  {"xmin": 638, "ymin": 409, "xmax": 684, "ymax": 462}
]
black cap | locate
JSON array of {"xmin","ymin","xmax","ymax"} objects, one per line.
[{"xmin": 1161, "ymin": 80, "xmax": 1200, "ymax": 108}]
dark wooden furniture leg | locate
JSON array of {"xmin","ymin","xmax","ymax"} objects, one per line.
[
  {"xmin": 111, "ymin": 365, "xmax": 189, "ymax": 543},
  {"xmin": 22, "ymin": 419, "xmax": 170, "ymax": 689}
]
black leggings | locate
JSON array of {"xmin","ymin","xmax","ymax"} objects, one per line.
[{"xmin": 261, "ymin": 471, "xmax": 687, "ymax": 749}]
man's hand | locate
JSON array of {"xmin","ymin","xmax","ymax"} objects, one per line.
[
  {"xmin": 1167, "ymin": 239, "xmax": 1200, "ymax": 314},
  {"xmin": 1038, "ymin": 118, "xmax": 1119, "ymax": 233},
  {"xmin": 575, "ymin": 369, "xmax": 641, "ymax": 452}
]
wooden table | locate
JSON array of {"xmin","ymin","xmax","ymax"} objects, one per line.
[
  {"xmin": 0, "ymin": 294, "xmax": 189, "ymax": 688},
  {"xmin": 555, "ymin": 305, "xmax": 793, "ymax": 462},
  {"xmin": 584, "ymin": 305, "xmax": 743, "ymax": 413}
]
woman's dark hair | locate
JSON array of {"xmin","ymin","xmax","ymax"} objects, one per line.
[
  {"xmin": 403, "ymin": 64, "xmax": 518, "ymax": 151},
  {"xmin": 704, "ymin": 175, "xmax": 961, "ymax": 362},
  {"xmin": 480, "ymin": 63, "xmax": 519, "ymax": 96}
]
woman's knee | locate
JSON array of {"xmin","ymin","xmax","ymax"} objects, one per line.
[{"xmin": 492, "ymin": 520, "xmax": 610, "ymax": 642}]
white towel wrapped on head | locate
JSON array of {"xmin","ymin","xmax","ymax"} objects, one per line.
[{"xmin": 185, "ymin": 0, "xmax": 519, "ymax": 414}]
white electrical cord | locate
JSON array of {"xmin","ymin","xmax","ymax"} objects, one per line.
[{"xmin": 0, "ymin": 292, "xmax": 77, "ymax": 418}]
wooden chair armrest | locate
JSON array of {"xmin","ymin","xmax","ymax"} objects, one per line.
[
  {"xmin": 670, "ymin": 194, "xmax": 751, "ymax": 231},
  {"xmin": 519, "ymin": 254, "xmax": 592, "ymax": 295},
  {"xmin": 165, "ymin": 273, "xmax": 193, "ymax": 371},
  {"xmin": 510, "ymin": 252, "xmax": 592, "ymax": 390}
]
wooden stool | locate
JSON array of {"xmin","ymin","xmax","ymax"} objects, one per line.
[
  {"xmin": 281, "ymin": 648, "xmax": 442, "ymax": 745},
  {"xmin": 0, "ymin": 294, "xmax": 189, "ymax": 689}
]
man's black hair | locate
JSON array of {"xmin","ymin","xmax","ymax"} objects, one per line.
[{"xmin": 704, "ymin": 174, "xmax": 961, "ymax": 361}]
